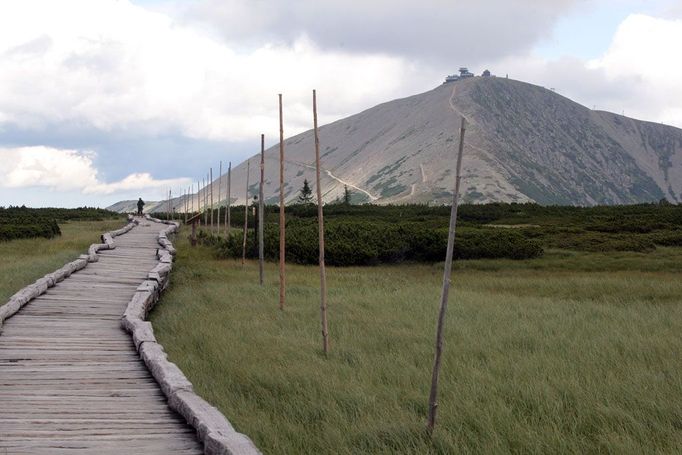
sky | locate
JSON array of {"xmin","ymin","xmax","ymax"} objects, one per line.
[{"xmin": 1, "ymin": 0, "xmax": 681, "ymax": 207}]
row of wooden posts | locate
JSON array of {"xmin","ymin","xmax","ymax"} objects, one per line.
[
  {"xmin": 162, "ymin": 91, "xmax": 466, "ymax": 434},
  {"xmin": 164, "ymin": 91, "xmax": 330, "ymax": 354}
]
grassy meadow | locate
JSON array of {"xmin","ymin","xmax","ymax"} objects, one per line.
[
  {"xmin": 0, "ymin": 219, "xmax": 124, "ymax": 302},
  {"xmin": 151, "ymin": 230, "xmax": 682, "ymax": 454}
]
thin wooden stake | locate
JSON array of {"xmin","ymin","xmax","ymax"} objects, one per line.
[
  {"xmin": 313, "ymin": 89, "xmax": 329, "ymax": 355},
  {"xmin": 259, "ymin": 134, "xmax": 265, "ymax": 286},
  {"xmin": 203, "ymin": 176, "xmax": 207, "ymax": 225},
  {"xmin": 279, "ymin": 94, "xmax": 286, "ymax": 310},
  {"xmin": 210, "ymin": 167, "xmax": 214, "ymax": 230},
  {"xmin": 242, "ymin": 160, "xmax": 250, "ymax": 266},
  {"xmin": 218, "ymin": 161, "xmax": 222, "ymax": 234},
  {"xmin": 226, "ymin": 162, "xmax": 231, "ymax": 237},
  {"xmin": 427, "ymin": 116, "xmax": 466, "ymax": 435}
]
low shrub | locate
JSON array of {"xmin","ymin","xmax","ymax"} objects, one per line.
[
  {"xmin": 0, "ymin": 220, "xmax": 61, "ymax": 241},
  {"xmin": 0, "ymin": 206, "xmax": 119, "ymax": 241},
  {"xmin": 208, "ymin": 221, "xmax": 543, "ymax": 266}
]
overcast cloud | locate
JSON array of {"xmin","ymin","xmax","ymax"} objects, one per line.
[
  {"xmin": 0, "ymin": 0, "xmax": 680, "ymax": 207},
  {"xmin": 182, "ymin": 0, "xmax": 581, "ymax": 64}
]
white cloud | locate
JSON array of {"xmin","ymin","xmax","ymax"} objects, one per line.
[
  {"xmin": 589, "ymin": 14, "xmax": 682, "ymax": 125},
  {"xmin": 0, "ymin": 0, "xmax": 426, "ymax": 143},
  {"xmin": 84, "ymin": 172, "xmax": 190, "ymax": 195},
  {"xmin": 476, "ymin": 14, "xmax": 682, "ymax": 128},
  {"xmin": 182, "ymin": 0, "xmax": 579, "ymax": 63},
  {"xmin": 0, "ymin": 146, "xmax": 190, "ymax": 195}
]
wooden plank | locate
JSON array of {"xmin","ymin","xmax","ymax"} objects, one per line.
[{"xmin": 0, "ymin": 222, "xmax": 202, "ymax": 452}]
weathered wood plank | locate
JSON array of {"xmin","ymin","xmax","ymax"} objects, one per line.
[{"xmin": 0, "ymin": 222, "xmax": 203, "ymax": 453}]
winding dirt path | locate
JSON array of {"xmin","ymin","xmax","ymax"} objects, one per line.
[{"xmin": 268, "ymin": 156, "xmax": 379, "ymax": 202}]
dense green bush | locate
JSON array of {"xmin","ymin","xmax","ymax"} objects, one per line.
[
  {"xmin": 194, "ymin": 201, "xmax": 682, "ymax": 259},
  {"xmin": 0, "ymin": 206, "xmax": 120, "ymax": 241},
  {"xmin": 0, "ymin": 219, "xmax": 61, "ymax": 241},
  {"xmin": 204, "ymin": 220, "xmax": 543, "ymax": 266},
  {"xmin": 546, "ymin": 231, "xmax": 657, "ymax": 253}
]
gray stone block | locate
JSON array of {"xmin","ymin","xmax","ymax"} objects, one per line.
[
  {"xmin": 204, "ymin": 431, "xmax": 263, "ymax": 455},
  {"xmin": 132, "ymin": 320, "xmax": 156, "ymax": 350},
  {"xmin": 140, "ymin": 342, "xmax": 194, "ymax": 396},
  {"xmin": 169, "ymin": 390, "xmax": 235, "ymax": 441}
]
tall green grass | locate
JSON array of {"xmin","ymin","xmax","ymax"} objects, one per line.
[
  {"xmin": 0, "ymin": 219, "xmax": 124, "ymax": 302},
  {"xmin": 152, "ymin": 231, "xmax": 682, "ymax": 454}
]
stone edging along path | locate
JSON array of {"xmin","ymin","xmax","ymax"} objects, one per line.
[
  {"xmin": 0, "ymin": 216, "xmax": 135, "ymax": 326},
  {"xmin": 0, "ymin": 215, "xmax": 261, "ymax": 455}
]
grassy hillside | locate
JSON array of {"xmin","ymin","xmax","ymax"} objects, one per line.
[{"xmin": 151, "ymin": 226, "xmax": 682, "ymax": 453}]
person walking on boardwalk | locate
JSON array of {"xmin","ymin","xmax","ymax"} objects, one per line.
[{"xmin": 137, "ymin": 198, "xmax": 145, "ymax": 216}]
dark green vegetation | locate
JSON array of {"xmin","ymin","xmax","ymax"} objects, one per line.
[
  {"xmin": 152, "ymin": 231, "xmax": 682, "ymax": 454},
  {"xmin": 0, "ymin": 206, "xmax": 119, "ymax": 241},
  {"xmin": 0, "ymin": 219, "xmax": 125, "ymax": 302},
  {"xmin": 197, "ymin": 202, "xmax": 681, "ymax": 265}
]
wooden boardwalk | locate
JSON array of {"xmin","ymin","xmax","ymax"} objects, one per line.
[{"xmin": 0, "ymin": 221, "xmax": 203, "ymax": 454}]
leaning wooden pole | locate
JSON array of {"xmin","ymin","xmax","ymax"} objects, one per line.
[
  {"xmin": 313, "ymin": 89, "xmax": 329, "ymax": 355},
  {"xmin": 210, "ymin": 167, "xmax": 214, "ymax": 230},
  {"xmin": 426, "ymin": 116, "xmax": 466, "ymax": 435},
  {"xmin": 278, "ymin": 94, "xmax": 286, "ymax": 310},
  {"xmin": 259, "ymin": 134, "xmax": 265, "ymax": 286},
  {"xmin": 226, "ymin": 162, "xmax": 231, "ymax": 237},
  {"xmin": 217, "ymin": 161, "xmax": 222, "ymax": 234},
  {"xmin": 242, "ymin": 160, "xmax": 250, "ymax": 266}
]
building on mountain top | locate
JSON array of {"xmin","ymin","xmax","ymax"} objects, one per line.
[
  {"xmin": 482, "ymin": 69, "xmax": 492, "ymax": 77},
  {"xmin": 459, "ymin": 67, "xmax": 474, "ymax": 78},
  {"xmin": 443, "ymin": 67, "xmax": 476, "ymax": 84}
]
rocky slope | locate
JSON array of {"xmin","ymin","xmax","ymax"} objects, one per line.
[{"xmin": 110, "ymin": 77, "xmax": 682, "ymax": 211}]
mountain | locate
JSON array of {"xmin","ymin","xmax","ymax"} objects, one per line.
[{"xmin": 109, "ymin": 76, "xmax": 682, "ymax": 212}]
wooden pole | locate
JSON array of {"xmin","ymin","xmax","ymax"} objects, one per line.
[
  {"xmin": 242, "ymin": 160, "xmax": 250, "ymax": 266},
  {"xmin": 313, "ymin": 89, "xmax": 329, "ymax": 355},
  {"xmin": 210, "ymin": 167, "xmax": 214, "ymax": 230},
  {"xmin": 279, "ymin": 93, "xmax": 286, "ymax": 310},
  {"xmin": 259, "ymin": 134, "xmax": 265, "ymax": 286},
  {"xmin": 226, "ymin": 162, "xmax": 231, "ymax": 237},
  {"xmin": 427, "ymin": 116, "xmax": 466, "ymax": 435},
  {"xmin": 202, "ymin": 176, "xmax": 207, "ymax": 225},
  {"xmin": 218, "ymin": 161, "xmax": 222, "ymax": 234}
]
